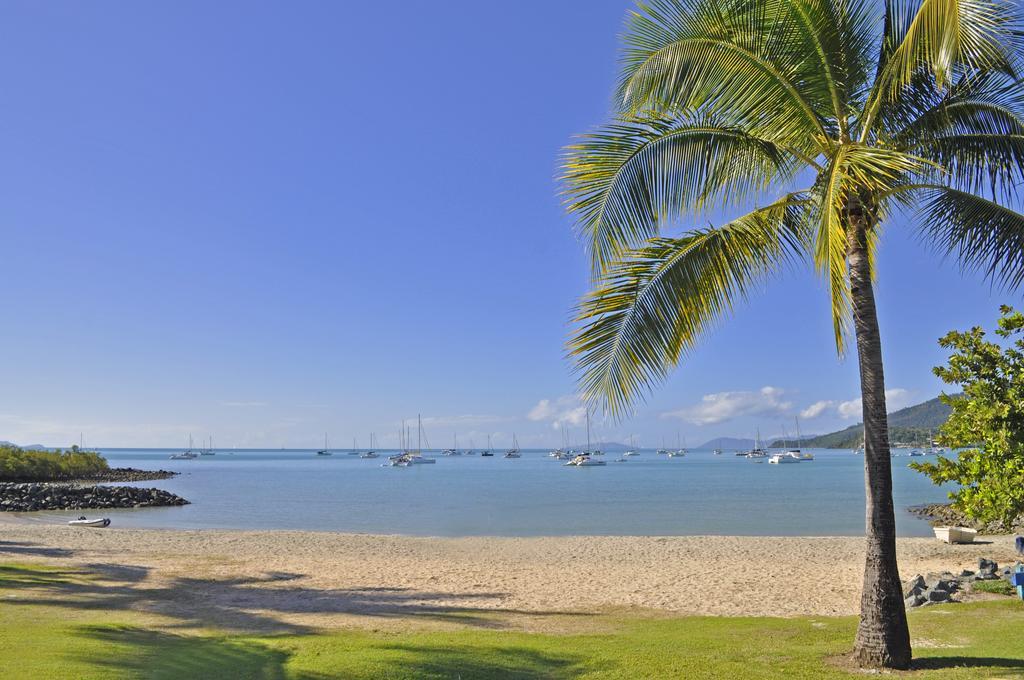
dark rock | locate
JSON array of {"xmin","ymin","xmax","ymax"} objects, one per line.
[
  {"xmin": 903, "ymin": 574, "xmax": 926, "ymax": 598},
  {"xmin": 0, "ymin": 482, "xmax": 189, "ymax": 512}
]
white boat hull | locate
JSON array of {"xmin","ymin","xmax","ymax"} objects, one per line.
[
  {"xmin": 68, "ymin": 518, "xmax": 111, "ymax": 528},
  {"xmin": 933, "ymin": 526, "xmax": 978, "ymax": 544}
]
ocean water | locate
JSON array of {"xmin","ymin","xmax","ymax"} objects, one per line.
[{"xmin": 18, "ymin": 448, "xmax": 953, "ymax": 537}]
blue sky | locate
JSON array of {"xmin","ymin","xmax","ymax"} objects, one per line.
[{"xmin": 0, "ymin": 0, "xmax": 1018, "ymax": 449}]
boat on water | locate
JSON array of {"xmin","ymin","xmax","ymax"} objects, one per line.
[
  {"xmin": 200, "ymin": 437, "xmax": 216, "ymax": 455},
  {"xmin": 668, "ymin": 432, "xmax": 687, "ymax": 457},
  {"xmin": 443, "ymin": 434, "xmax": 463, "ymax": 456},
  {"xmin": 316, "ymin": 433, "xmax": 332, "ymax": 456},
  {"xmin": 622, "ymin": 435, "xmax": 639, "ymax": 456},
  {"xmin": 504, "ymin": 434, "xmax": 521, "ymax": 458},
  {"xmin": 713, "ymin": 448, "xmax": 723, "ymax": 455},
  {"xmin": 783, "ymin": 417, "xmax": 813, "ymax": 460},
  {"xmin": 566, "ymin": 453, "xmax": 606, "ymax": 466},
  {"xmin": 481, "ymin": 435, "xmax": 494, "ymax": 456},
  {"xmin": 768, "ymin": 453, "xmax": 800, "ymax": 464},
  {"xmin": 744, "ymin": 430, "xmax": 768, "ymax": 458},
  {"xmin": 68, "ymin": 516, "xmax": 110, "ymax": 528},
  {"xmin": 360, "ymin": 433, "xmax": 379, "ymax": 458},
  {"xmin": 385, "ymin": 417, "xmax": 436, "ymax": 466},
  {"xmin": 567, "ymin": 410, "xmax": 606, "ymax": 466},
  {"xmin": 170, "ymin": 435, "xmax": 198, "ymax": 459}
]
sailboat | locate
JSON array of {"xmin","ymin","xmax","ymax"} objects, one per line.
[
  {"xmin": 360, "ymin": 433, "xmax": 379, "ymax": 458},
  {"xmin": 657, "ymin": 436, "xmax": 669, "ymax": 455},
  {"xmin": 170, "ymin": 434, "xmax": 199, "ymax": 459},
  {"xmin": 316, "ymin": 433, "xmax": 332, "ymax": 456},
  {"xmin": 623, "ymin": 435, "xmax": 639, "ymax": 456},
  {"xmin": 481, "ymin": 434, "xmax": 494, "ymax": 456},
  {"xmin": 789, "ymin": 417, "xmax": 813, "ymax": 460},
  {"xmin": 443, "ymin": 433, "xmax": 462, "ymax": 455},
  {"xmin": 668, "ymin": 432, "xmax": 686, "ymax": 457},
  {"xmin": 504, "ymin": 434, "xmax": 521, "ymax": 458},
  {"xmin": 745, "ymin": 430, "xmax": 768, "ymax": 458},
  {"xmin": 566, "ymin": 409, "xmax": 605, "ymax": 466},
  {"xmin": 349, "ymin": 436, "xmax": 360, "ymax": 455},
  {"xmin": 550, "ymin": 424, "xmax": 570, "ymax": 458}
]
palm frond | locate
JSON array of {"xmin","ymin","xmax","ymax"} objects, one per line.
[
  {"xmin": 570, "ymin": 195, "xmax": 810, "ymax": 417},
  {"xmin": 916, "ymin": 186, "xmax": 1024, "ymax": 288},
  {"xmin": 883, "ymin": 0, "xmax": 1021, "ymax": 90},
  {"xmin": 561, "ymin": 118, "xmax": 795, "ymax": 275},
  {"xmin": 858, "ymin": 0, "xmax": 1022, "ymax": 141},
  {"xmin": 617, "ymin": 0, "xmax": 832, "ymax": 149}
]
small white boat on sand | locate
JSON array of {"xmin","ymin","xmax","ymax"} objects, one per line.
[
  {"xmin": 933, "ymin": 526, "xmax": 978, "ymax": 544},
  {"xmin": 68, "ymin": 516, "xmax": 111, "ymax": 528}
]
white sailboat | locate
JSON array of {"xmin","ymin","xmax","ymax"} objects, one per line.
[
  {"xmin": 623, "ymin": 435, "xmax": 639, "ymax": 456},
  {"xmin": 170, "ymin": 434, "xmax": 198, "ymax": 459},
  {"xmin": 745, "ymin": 430, "xmax": 768, "ymax": 458},
  {"xmin": 668, "ymin": 432, "xmax": 687, "ymax": 457},
  {"xmin": 504, "ymin": 434, "xmax": 521, "ymax": 458},
  {"xmin": 566, "ymin": 409, "xmax": 605, "ymax": 466},
  {"xmin": 789, "ymin": 417, "xmax": 813, "ymax": 460}
]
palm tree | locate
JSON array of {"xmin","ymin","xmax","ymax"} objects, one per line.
[{"xmin": 561, "ymin": 0, "xmax": 1023, "ymax": 669}]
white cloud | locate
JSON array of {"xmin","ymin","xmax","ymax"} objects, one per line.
[
  {"xmin": 800, "ymin": 400, "xmax": 834, "ymax": 419},
  {"xmin": 527, "ymin": 396, "xmax": 587, "ymax": 429},
  {"xmin": 661, "ymin": 386, "xmax": 792, "ymax": 425},
  {"xmin": 837, "ymin": 388, "xmax": 912, "ymax": 419}
]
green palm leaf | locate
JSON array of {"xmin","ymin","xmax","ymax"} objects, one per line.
[
  {"xmin": 561, "ymin": 118, "xmax": 795, "ymax": 274},
  {"xmin": 571, "ymin": 196, "xmax": 809, "ymax": 416},
  {"xmin": 917, "ymin": 186, "xmax": 1024, "ymax": 288}
]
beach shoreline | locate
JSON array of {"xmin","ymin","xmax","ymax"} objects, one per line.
[{"xmin": 1, "ymin": 520, "xmax": 1018, "ymax": 633}]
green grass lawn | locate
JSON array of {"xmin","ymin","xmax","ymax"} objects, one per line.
[{"xmin": 1, "ymin": 562, "xmax": 1022, "ymax": 679}]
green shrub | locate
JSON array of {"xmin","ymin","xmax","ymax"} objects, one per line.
[
  {"xmin": 972, "ymin": 579, "xmax": 1015, "ymax": 596},
  {"xmin": 0, "ymin": 445, "xmax": 109, "ymax": 481}
]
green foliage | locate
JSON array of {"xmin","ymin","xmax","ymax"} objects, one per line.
[
  {"xmin": 910, "ymin": 306, "xmax": 1024, "ymax": 527},
  {"xmin": 560, "ymin": 0, "xmax": 1024, "ymax": 416},
  {"xmin": 972, "ymin": 579, "xmax": 1015, "ymax": 597},
  {"xmin": 0, "ymin": 445, "xmax": 108, "ymax": 482}
]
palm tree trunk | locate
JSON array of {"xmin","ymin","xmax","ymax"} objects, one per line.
[{"xmin": 847, "ymin": 212, "xmax": 912, "ymax": 669}]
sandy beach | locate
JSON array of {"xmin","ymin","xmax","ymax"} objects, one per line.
[{"xmin": 1, "ymin": 520, "xmax": 1018, "ymax": 633}]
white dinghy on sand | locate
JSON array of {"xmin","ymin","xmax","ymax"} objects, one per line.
[{"xmin": 68, "ymin": 516, "xmax": 111, "ymax": 528}]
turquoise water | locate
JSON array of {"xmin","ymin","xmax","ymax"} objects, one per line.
[{"xmin": 20, "ymin": 448, "xmax": 952, "ymax": 537}]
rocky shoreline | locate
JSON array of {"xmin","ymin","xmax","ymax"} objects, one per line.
[
  {"xmin": 907, "ymin": 503, "xmax": 1024, "ymax": 534},
  {"xmin": 0, "ymin": 482, "xmax": 189, "ymax": 512},
  {"xmin": 69, "ymin": 467, "xmax": 179, "ymax": 483}
]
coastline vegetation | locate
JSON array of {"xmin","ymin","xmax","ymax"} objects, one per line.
[
  {"xmin": 1, "ymin": 563, "xmax": 1021, "ymax": 679},
  {"xmin": 911, "ymin": 307, "xmax": 1024, "ymax": 528},
  {"xmin": 0, "ymin": 445, "xmax": 108, "ymax": 482}
]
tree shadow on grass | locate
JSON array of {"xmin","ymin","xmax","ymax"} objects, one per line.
[
  {"xmin": 912, "ymin": 655, "xmax": 1024, "ymax": 673},
  {"xmin": 3, "ymin": 562, "xmax": 589, "ymax": 634},
  {"xmin": 72, "ymin": 625, "xmax": 330, "ymax": 680},
  {"xmin": 360, "ymin": 643, "xmax": 592, "ymax": 679}
]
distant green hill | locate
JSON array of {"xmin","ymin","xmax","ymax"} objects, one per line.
[{"xmin": 769, "ymin": 396, "xmax": 952, "ymax": 449}]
